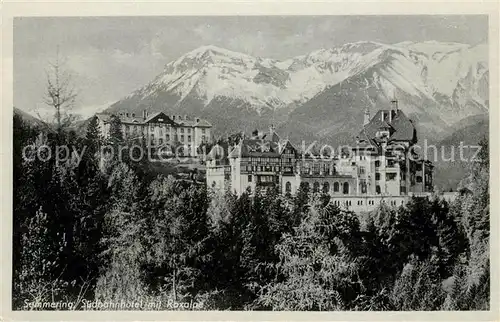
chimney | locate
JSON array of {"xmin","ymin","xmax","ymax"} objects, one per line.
[
  {"xmin": 172, "ymin": 115, "xmax": 176, "ymax": 120},
  {"xmin": 363, "ymin": 107, "xmax": 370, "ymax": 126},
  {"xmin": 391, "ymin": 99, "xmax": 398, "ymax": 111},
  {"xmin": 269, "ymin": 124, "xmax": 275, "ymax": 137},
  {"xmin": 142, "ymin": 110, "xmax": 146, "ymax": 120}
]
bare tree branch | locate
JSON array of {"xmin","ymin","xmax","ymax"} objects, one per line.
[{"xmin": 44, "ymin": 49, "xmax": 79, "ymax": 134}]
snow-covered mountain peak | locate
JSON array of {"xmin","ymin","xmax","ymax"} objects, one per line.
[
  {"xmin": 181, "ymin": 44, "xmax": 253, "ymax": 61},
  {"xmin": 112, "ymin": 40, "xmax": 488, "ymax": 131}
]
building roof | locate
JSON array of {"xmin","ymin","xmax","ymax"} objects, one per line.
[
  {"xmin": 233, "ymin": 139, "xmax": 282, "ymax": 158},
  {"xmin": 356, "ymin": 109, "xmax": 416, "ymax": 146},
  {"xmin": 95, "ymin": 111, "xmax": 212, "ymax": 128},
  {"xmin": 227, "ymin": 128, "xmax": 290, "ymax": 159}
]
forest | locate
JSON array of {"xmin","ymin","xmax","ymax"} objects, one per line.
[{"xmin": 13, "ymin": 113, "xmax": 490, "ymax": 311}]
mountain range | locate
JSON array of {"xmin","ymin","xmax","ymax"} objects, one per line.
[{"xmin": 106, "ymin": 40, "xmax": 488, "ymax": 145}]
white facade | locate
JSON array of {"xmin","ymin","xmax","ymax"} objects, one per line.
[
  {"xmin": 96, "ymin": 111, "xmax": 212, "ymax": 157},
  {"xmin": 206, "ymin": 105, "xmax": 435, "ymax": 212}
]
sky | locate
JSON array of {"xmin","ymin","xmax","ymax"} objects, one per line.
[{"xmin": 14, "ymin": 15, "xmax": 488, "ymax": 118}]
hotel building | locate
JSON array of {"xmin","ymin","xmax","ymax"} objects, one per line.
[
  {"xmin": 96, "ymin": 110, "xmax": 212, "ymax": 157},
  {"xmin": 206, "ymin": 101, "xmax": 435, "ymax": 211}
]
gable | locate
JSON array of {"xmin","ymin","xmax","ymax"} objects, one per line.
[
  {"xmin": 279, "ymin": 140, "xmax": 297, "ymax": 155},
  {"xmin": 357, "ymin": 109, "xmax": 416, "ymax": 144},
  {"xmin": 144, "ymin": 112, "xmax": 177, "ymax": 125}
]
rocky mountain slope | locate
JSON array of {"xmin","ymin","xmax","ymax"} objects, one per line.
[
  {"xmin": 433, "ymin": 113, "xmax": 488, "ymax": 191},
  {"xmin": 105, "ymin": 41, "xmax": 489, "ymax": 144}
]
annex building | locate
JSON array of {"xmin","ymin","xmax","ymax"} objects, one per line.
[
  {"xmin": 96, "ymin": 110, "xmax": 212, "ymax": 157},
  {"xmin": 205, "ymin": 101, "xmax": 435, "ymax": 211}
]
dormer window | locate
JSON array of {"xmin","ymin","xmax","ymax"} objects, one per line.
[
  {"xmin": 381, "ymin": 112, "xmax": 387, "ymax": 121},
  {"xmin": 377, "ymin": 130, "xmax": 390, "ymax": 139}
]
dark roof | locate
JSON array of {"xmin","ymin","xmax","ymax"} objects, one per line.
[
  {"xmin": 144, "ymin": 112, "xmax": 177, "ymax": 125},
  {"xmin": 95, "ymin": 111, "xmax": 211, "ymax": 128},
  {"xmin": 228, "ymin": 139, "xmax": 285, "ymax": 158},
  {"xmin": 356, "ymin": 109, "xmax": 416, "ymax": 146},
  {"xmin": 228, "ymin": 129, "xmax": 292, "ymax": 158}
]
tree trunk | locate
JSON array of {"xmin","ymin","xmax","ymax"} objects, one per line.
[{"xmin": 172, "ymin": 268, "xmax": 177, "ymax": 302}]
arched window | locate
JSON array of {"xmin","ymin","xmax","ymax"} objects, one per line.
[
  {"xmin": 323, "ymin": 182, "xmax": 330, "ymax": 193},
  {"xmin": 301, "ymin": 182, "xmax": 310, "ymax": 192},
  {"xmin": 313, "ymin": 182, "xmax": 320, "ymax": 193},
  {"xmin": 285, "ymin": 181, "xmax": 292, "ymax": 193},
  {"xmin": 333, "ymin": 182, "xmax": 339, "ymax": 192},
  {"xmin": 343, "ymin": 182, "xmax": 349, "ymax": 194}
]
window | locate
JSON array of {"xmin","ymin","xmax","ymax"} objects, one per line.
[
  {"xmin": 375, "ymin": 160, "xmax": 380, "ymax": 167},
  {"xmin": 166, "ymin": 134, "xmax": 170, "ymax": 141},
  {"xmin": 416, "ymin": 164, "xmax": 423, "ymax": 171},
  {"xmin": 359, "ymin": 166, "xmax": 366, "ymax": 175},
  {"xmin": 188, "ymin": 135, "xmax": 192, "ymax": 142},
  {"xmin": 313, "ymin": 182, "xmax": 320, "ymax": 193},
  {"xmin": 180, "ymin": 128, "xmax": 184, "ymax": 133},
  {"xmin": 181, "ymin": 135, "xmax": 184, "ymax": 141},
  {"xmin": 159, "ymin": 138, "xmax": 163, "ymax": 145},
  {"xmin": 333, "ymin": 182, "xmax": 339, "ymax": 192},
  {"xmin": 188, "ymin": 128, "xmax": 191, "ymax": 133},
  {"xmin": 202, "ymin": 135, "xmax": 206, "ymax": 142},
  {"xmin": 248, "ymin": 175, "xmax": 252, "ymax": 182},
  {"xmin": 323, "ymin": 182, "xmax": 330, "ymax": 193},
  {"xmin": 416, "ymin": 176, "xmax": 423, "ymax": 183},
  {"xmin": 202, "ymin": 129, "xmax": 206, "ymax": 134},
  {"xmin": 159, "ymin": 128, "xmax": 163, "ymax": 136},
  {"xmin": 343, "ymin": 182, "xmax": 349, "ymax": 194},
  {"xmin": 313, "ymin": 163, "xmax": 320, "ymax": 175},
  {"xmin": 375, "ymin": 173, "xmax": 380, "ymax": 181},
  {"xmin": 387, "ymin": 173, "xmax": 397, "ymax": 181},
  {"xmin": 302, "ymin": 182, "xmax": 310, "ymax": 192},
  {"xmin": 286, "ymin": 182, "xmax": 292, "ymax": 193},
  {"xmin": 376, "ymin": 185, "xmax": 381, "ymax": 194}
]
